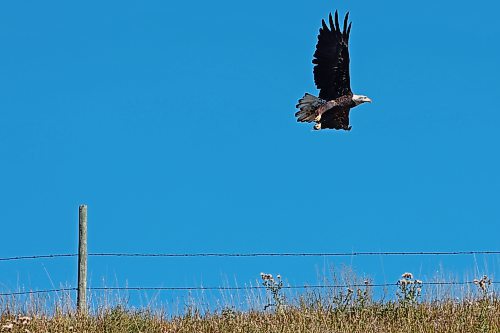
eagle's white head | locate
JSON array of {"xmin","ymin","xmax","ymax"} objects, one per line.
[{"xmin": 352, "ymin": 94, "xmax": 372, "ymax": 105}]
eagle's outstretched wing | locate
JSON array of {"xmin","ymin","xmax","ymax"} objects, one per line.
[{"xmin": 313, "ymin": 11, "xmax": 352, "ymax": 101}]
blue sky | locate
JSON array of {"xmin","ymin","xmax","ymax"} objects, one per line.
[{"xmin": 1, "ymin": 0, "xmax": 499, "ymax": 306}]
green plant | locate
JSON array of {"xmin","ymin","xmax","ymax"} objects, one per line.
[
  {"xmin": 473, "ymin": 275, "xmax": 494, "ymax": 332},
  {"xmin": 473, "ymin": 275, "xmax": 492, "ymax": 300},
  {"xmin": 354, "ymin": 279, "xmax": 372, "ymax": 308},
  {"xmin": 260, "ymin": 272, "xmax": 285, "ymax": 311},
  {"xmin": 396, "ymin": 272, "xmax": 422, "ymax": 306}
]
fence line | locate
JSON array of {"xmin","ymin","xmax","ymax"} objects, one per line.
[
  {"xmin": 2, "ymin": 250, "xmax": 500, "ymax": 262},
  {"xmin": 1, "ymin": 205, "xmax": 499, "ymax": 306},
  {"xmin": 1, "ymin": 281, "xmax": 498, "ymax": 297}
]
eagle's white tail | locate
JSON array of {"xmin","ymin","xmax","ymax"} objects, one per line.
[{"xmin": 295, "ymin": 93, "xmax": 326, "ymax": 122}]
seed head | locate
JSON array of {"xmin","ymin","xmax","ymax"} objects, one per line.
[
  {"xmin": 398, "ymin": 279, "xmax": 409, "ymax": 286},
  {"xmin": 260, "ymin": 272, "xmax": 273, "ymax": 281}
]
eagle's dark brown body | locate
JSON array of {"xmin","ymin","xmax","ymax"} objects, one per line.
[
  {"xmin": 316, "ymin": 95, "xmax": 356, "ymax": 130},
  {"xmin": 295, "ymin": 11, "xmax": 371, "ymax": 131}
]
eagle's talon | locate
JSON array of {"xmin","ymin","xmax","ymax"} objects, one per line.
[{"xmin": 314, "ymin": 114, "xmax": 322, "ymax": 122}]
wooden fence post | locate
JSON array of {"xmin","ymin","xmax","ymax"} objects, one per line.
[{"xmin": 77, "ymin": 204, "xmax": 88, "ymax": 314}]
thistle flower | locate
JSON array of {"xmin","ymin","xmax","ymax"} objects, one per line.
[
  {"xmin": 473, "ymin": 275, "xmax": 492, "ymax": 291},
  {"xmin": 398, "ymin": 279, "xmax": 409, "ymax": 286},
  {"xmin": 260, "ymin": 272, "xmax": 273, "ymax": 281}
]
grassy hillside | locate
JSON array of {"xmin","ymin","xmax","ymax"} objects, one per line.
[
  {"xmin": 1, "ymin": 299, "xmax": 499, "ymax": 333},
  {"xmin": 1, "ymin": 273, "xmax": 498, "ymax": 332}
]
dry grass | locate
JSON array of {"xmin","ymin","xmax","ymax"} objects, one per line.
[
  {"xmin": 1, "ymin": 273, "xmax": 498, "ymax": 333},
  {"xmin": 1, "ymin": 299, "xmax": 499, "ymax": 333}
]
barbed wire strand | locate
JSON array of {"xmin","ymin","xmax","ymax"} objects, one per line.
[
  {"xmin": 0, "ymin": 288, "xmax": 77, "ymax": 296},
  {"xmin": 0, "ymin": 254, "xmax": 77, "ymax": 262},
  {"xmin": 2, "ymin": 251, "xmax": 500, "ymax": 262},
  {"xmin": 1, "ymin": 281, "xmax": 498, "ymax": 296},
  {"xmin": 89, "ymin": 251, "xmax": 500, "ymax": 257}
]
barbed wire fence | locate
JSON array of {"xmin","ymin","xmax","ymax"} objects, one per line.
[
  {"xmin": 3, "ymin": 250, "xmax": 500, "ymax": 262},
  {"xmin": 1, "ymin": 281, "xmax": 499, "ymax": 297},
  {"xmin": 1, "ymin": 205, "xmax": 499, "ymax": 311}
]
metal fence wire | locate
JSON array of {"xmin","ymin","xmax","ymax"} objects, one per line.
[
  {"xmin": 1, "ymin": 250, "xmax": 499, "ymax": 296},
  {"xmin": 2, "ymin": 207, "xmax": 499, "ymax": 310},
  {"xmin": 1, "ymin": 281, "xmax": 499, "ymax": 297},
  {"xmin": 2, "ymin": 250, "xmax": 500, "ymax": 262}
]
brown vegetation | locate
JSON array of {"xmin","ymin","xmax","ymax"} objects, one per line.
[{"xmin": 1, "ymin": 272, "xmax": 498, "ymax": 333}]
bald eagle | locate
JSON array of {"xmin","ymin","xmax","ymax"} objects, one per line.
[{"xmin": 295, "ymin": 11, "xmax": 371, "ymax": 131}]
